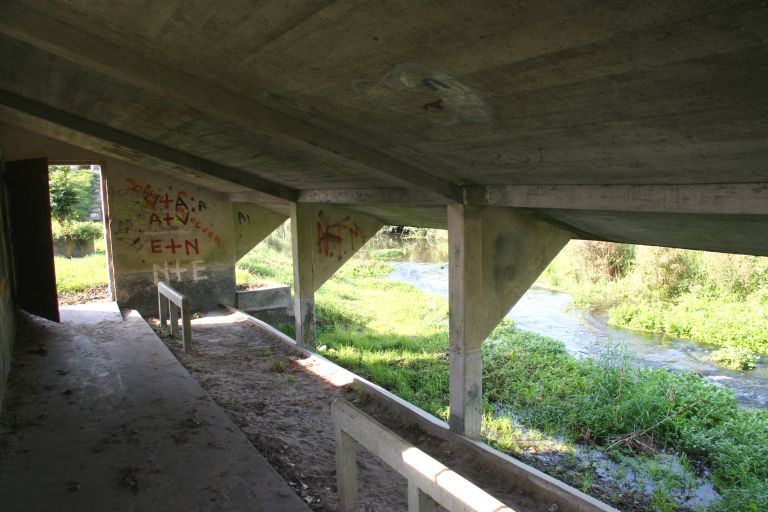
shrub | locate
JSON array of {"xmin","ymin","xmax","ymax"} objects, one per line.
[
  {"xmin": 573, "ymin": 241, "xmax": 634, "ymax": 281},
  {"xmin": 628, "ymin": 246, "xmax": 699, "ymax": 300},
  {"xmin": 708, "ymin": 347, "xmax": 759, "ymax": 371},
  {"xmin": 51, "ymin": 219, "xmax": 103, "ymax": 242},
  {"xmin": 49, "ymin": 165, "xmax": 80, "ymax": 221}
]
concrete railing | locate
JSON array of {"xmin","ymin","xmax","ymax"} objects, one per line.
[
  {"xmin": 157, "ymin": 281, "xmax": 192, "ymax": 352},
  {"xmin": 332, "ymin": 399, "xmax": 515, "ymax": 512}
]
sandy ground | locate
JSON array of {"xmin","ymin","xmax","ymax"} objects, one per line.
[
  {"xmin": 57, "ymin": 284, "xmax": 110, "ymax": 306},
  {"xmin": 151, "ymin": 310, "xmax": 561, "ymax": 512}
]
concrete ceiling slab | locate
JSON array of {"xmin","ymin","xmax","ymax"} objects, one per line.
[{"xmin": 1, "ymin": 0, "xmax": 767, "ymax": 253}]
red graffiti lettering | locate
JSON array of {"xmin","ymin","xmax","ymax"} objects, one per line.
[
  {"xmin": 165, "ymin": 239, "xmax": 182, "ymax": 254},
  {"xmin": 151, "ymin": 239, "xmax": 162, "ymax": 253},
  {"xmin": 159, "ymin": 193, "xmax": 173, "ymax": 209},
  {"xmin": 184, "ymin": 238, "xmax": 199, "ymax": 256}
]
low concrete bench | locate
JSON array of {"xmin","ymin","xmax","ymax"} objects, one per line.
[
  {"xmin": 157, "ymin": 281, "xmax": 192, "ymax": 353},
  {"xmin": 332, "ymin": 398, "xmax": 514, "ymax": 512}
]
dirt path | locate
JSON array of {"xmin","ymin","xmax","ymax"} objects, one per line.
[{"xmin": 152, "ymin": 310, "xmax": 558, "ymax": 512}]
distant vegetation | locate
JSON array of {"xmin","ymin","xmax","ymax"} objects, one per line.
[
  {"xmin": 49, "ymin": 165, "xmax": 103, "ymax": 252},
  {"xmin": 541, "ymin": 242, "xmax": 768, "ymax": 361},
  {"xmin": 49, "ymin": 165, "xmax": 97, "ymax": 222}
]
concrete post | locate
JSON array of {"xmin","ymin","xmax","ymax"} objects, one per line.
[
  {"xmin": 291, "ymin": 203, "xmax": 317, "ymax": 348},
  {"xmin": 291, "ymin": 203, "xmax": 383, "ymax": 349},
  {"xmin": 408, "ymin": 482, "xmax": 437, "ymax": 512},
  {"xmin": 448, "ymin": 205, "xmax": 570, "ymax": 438},
  {"xmin": 158, "ymin": 294, "xmax": 167, "ymax": 327},
  {"xmin": 169, "ymin": 302, "xmax": 179, "ymax": 336},
  {"xmin": 181, "ymin": 296, "xmax": 192, "ymax": 353},
  {"xmin": 335, "ymin": 428, "xmax": 358, "ymax": 512}
]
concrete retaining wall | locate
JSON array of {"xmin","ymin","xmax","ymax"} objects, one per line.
[{"xmin": 237, "ymin": 285, "xmax": 294, "ymax": 325}]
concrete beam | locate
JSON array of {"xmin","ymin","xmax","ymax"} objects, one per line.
[
  {"xmin": 448, "ymin": 206, "xmax": 570, "ymax": 438},
  {"xmin": 467, "ymin": 184, "xmax": 768, "ymax": 215},
  {"xmin": 0, "ymin": 89, "xmax": 298, "ymax": 201},
  {"xmin": 228, "ymin": 191, "xmax": 291, "ymax": 205},
  {"xmin": 298, "ymin": 188, "xmax": 448, "ymax": 205},
  {"xmin": 0, "ymin": 4, "xmax": 461, "ymax": 202},
  {"xmin": 291, "ymin": 204, "xmax": 383, "ymax": 348}
]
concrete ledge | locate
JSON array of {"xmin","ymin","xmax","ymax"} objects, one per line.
[
  {"xmin": 224, "ymin": 306, "xmax": 618, "ymax": 512},
  {"xmin": 236, "ymin": 284, "xmax": 292, "ymax": 312}
]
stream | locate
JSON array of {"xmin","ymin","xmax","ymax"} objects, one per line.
[{"xmin": 383, "ymin": 259, "xmax": 768, "ymax": 409}]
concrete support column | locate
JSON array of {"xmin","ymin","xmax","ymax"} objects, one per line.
[
  {"xmin": 291, "ymin": 203, "xmax": 317, "ymax": 348},
  {"xmin": 448, "ymin": 205, "xmax": 571, "ymax": 438},
  {"xmin": 291, "ymin": 203, "xmax": 383, "ymax": 349}
]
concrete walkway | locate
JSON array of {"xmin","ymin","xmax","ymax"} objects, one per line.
[{"xmin": 0, "ymin": 303, "xmax": 309, "ymax": 512}]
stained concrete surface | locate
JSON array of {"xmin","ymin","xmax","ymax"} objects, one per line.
[{"xmin": 0, "ymin": 303, "xmax": 309, "ymax": 512}]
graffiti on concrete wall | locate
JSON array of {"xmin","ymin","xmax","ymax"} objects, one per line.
[
  {"xmin": 351, "ymin": 63, "xmax": 492, "ymax": 126},
  {"xmin": 316, "ymin": 210, "xmax": 365, "ymax": 261},
  {"xmin": 237, "ymin": 210, "xmax": 251, "ymax": 225},
  {"xmin": 111, "ymin": 176, "xmax": 230, "ymax": 279},
  {"xmin": 152, "ymin": 259, "xmax": 207, "ymax": 284}
]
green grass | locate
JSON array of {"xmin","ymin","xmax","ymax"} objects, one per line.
[
  {"xmin": 609, "ymin": 297, "xmax": 768, "ymax": 353},
  {"xmin": 54, "ymin": 252, "xmax": 108, "ymax": 293},
  {"xmin": 237, "ymin": 242, "xmax": 294, "ymax": 286}
]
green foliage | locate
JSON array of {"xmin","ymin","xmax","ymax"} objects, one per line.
[
  {"xmin": 49, "ymin": 166, "xmax": 96, "ymax": 221},
  {"xmin": 51, "ymin": 219, "xmax": 103, "ymax": 242},
  {"xmin": 707, "ymin": 347, "xmax": 759, "ymax": 371},
  {"xmin": 49, "ymin": 166, "xmax": 80, "ymax": 221},
  {"xmin": 541, "ymin": 242, "xmax": 768, "ymax": 353},
  {"xmin": 609, "ymin": 296, "xmax": 768, "ymax": 353},
  {"xmin": 370, "ymin": 248, "xmax": 406, "ymax": 260},
  {"xmin": 574, "ymin": 241, "xmax": 635, "ymax": 281}
]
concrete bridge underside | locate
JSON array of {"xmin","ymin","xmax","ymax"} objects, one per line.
[{"xmin": 1, "ymin": 1, "xmax": 767, "ymax": 444}]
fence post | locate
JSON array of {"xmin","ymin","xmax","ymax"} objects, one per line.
[
  {"xmin": 169, "ymin": 303, "xmax": 179, "ymax": 336},
  {"xmin": 335, "ymin": 427, "xmax": 358, "ymax": 512},
  {"xmin": 181, "ymin": 296, "xmax": 192, "ymax": 353},
  {"xmin": 158, "ymin": 289, "xmax": 167, "ymax": 327},
  {"xmin": 408, "ymin": 481, "xmax": 436, "ymax": 512}
]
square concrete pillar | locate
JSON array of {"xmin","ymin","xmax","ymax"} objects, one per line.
[{"xmin": 448, "ymin": 204, "xmax": 570, "ymax": 438}]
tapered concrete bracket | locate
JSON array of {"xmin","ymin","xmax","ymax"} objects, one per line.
[
  {"xmin": 232, "ymin": 203, "xmax": 288, "ymax": 260},
  {"xmin": 291, "ymin": 203, "xmax": 383, "ymax": 348},
  {"xmin": 448, "ymin": 205, "xmax": 571, "ymax": 438}
]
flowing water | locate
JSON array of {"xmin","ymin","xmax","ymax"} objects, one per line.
[{"xmin": 363, "ymin": 237, "xmax": 768, "ymax": 409}]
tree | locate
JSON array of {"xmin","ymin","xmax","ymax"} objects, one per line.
[{"xmin": 49, "ymin": 165, "xmax": 80, "ymax": 221}]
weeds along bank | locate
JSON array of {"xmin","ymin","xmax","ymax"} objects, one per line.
[
  {"xmin": 540, "ymin": 242, "xmax": 768, "ymax": 366},
  {"xmin": 236, "ymin": 238, "xmax": 767, "ymax": 511}
]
